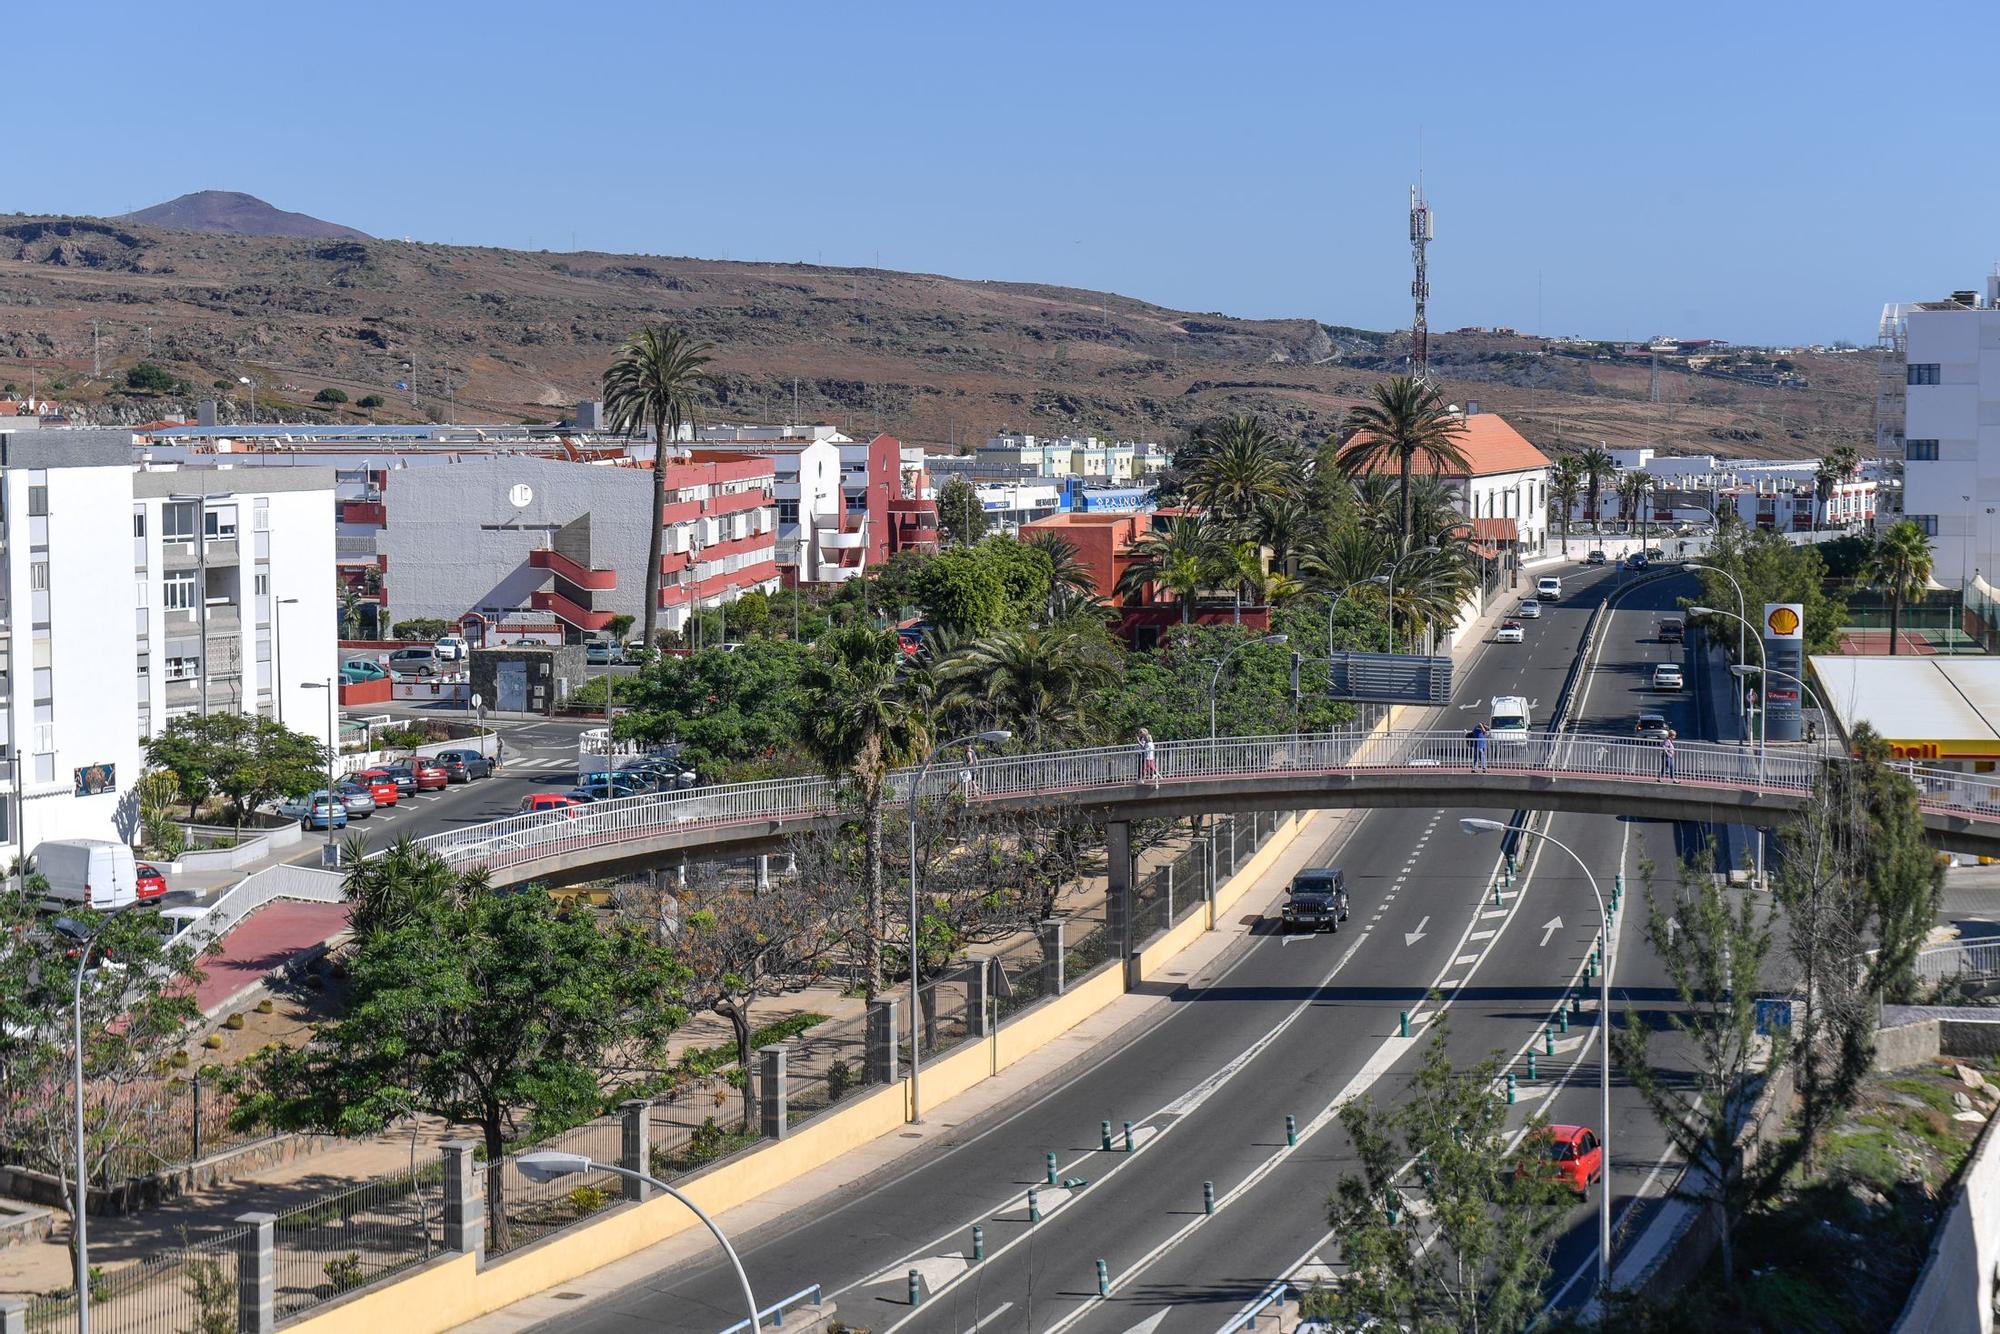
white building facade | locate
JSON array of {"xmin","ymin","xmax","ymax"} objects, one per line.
[
  {"xmin": 1897, "ymin": 272, "xmax": 2000, "ymax": 587},
  {"xmin": 980, "ymin": 433, "xmax": 1164, "ymax": 481}
]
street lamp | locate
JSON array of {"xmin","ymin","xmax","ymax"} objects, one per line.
[
  {"xmin": 515, "ymin": 1152, "xmax": 760, "ymax": 1332},
  {"xmin": 273, "ymin": 597, "xmax": 299, "ymax": 727},
  {"xmin": 1207, "ymin": 634, "xmax": 1289, "ymax": 740},
  {"xmin": 53, "ymin": 916, "xmax": 107, "ymax": 1334},
  {"xmin": 301, "ymin": 680, "xmax": 339, "ymax": 867},
  {"xmin": 907, "ymin": 729, "xmax": 1011, "ymax": 1122},
  {"xmin": 1386, "ymin": 546, "xmax": 1441, "ymax": 655},
  {"xmin": 1323, "ymin": 575, "xmax": 1390, "ymax": 663},
  {"xmin": 1685, "ymin": 564, "xmax": 1747, "ymax": 720},
  {"xmin": 1458, "ymin": 818, "xmax": 1613, "ymax": 1296}
]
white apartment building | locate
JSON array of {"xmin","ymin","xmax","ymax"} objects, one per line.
[
  {"xmin": 1894, "ymin": 271, "xmax": 2000, "ymax": 587},
  {"xmin": 131, "ymin": 468, "xmax": 339, "ymax": 743},
  {"xmin": 979, "ymin": 433, "xmax": 1165, "ymax": 482},
  {"xmin": 691, "ymin": 432, "xmax": 845, "ymax": 582},
  {"xmin": 1345, "ymin": 411, "xmax": 1552, "ymax": 555}
]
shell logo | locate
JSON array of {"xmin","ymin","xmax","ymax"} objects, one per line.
[{"xmin": 1766, "ymin": 606, "xmax": 1801, "ymax": 637}]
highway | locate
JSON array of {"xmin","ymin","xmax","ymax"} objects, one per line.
[{"xmin": 526, "ymin": 562, "xmax": 1711, "ymax": 1334}]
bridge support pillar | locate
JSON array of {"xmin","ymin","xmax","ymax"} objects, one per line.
[
  {"xmin": 756, "ymin": 855, "xmax": 771, "ymax": 891},
  {"xmin": 1107, "ymin": 820, "xmax": 1137, "ymax": 989},
  {"xmin": 1040, "ymin": 920, "xmax": 1066, "ymax": 996},
  {"xmin": 867, "ymin": 998, "xmax": 902, "ymax": 1086},
  {"xmin": 620, "ymin": 1099, "xmax": 654, "ymax": 1200},
  {"xmin": 967, "ymin": 956, "xmax": 993, "ymax": 1037},
  {"xmin": 759, "ymin": 1046, "xmax": 789, "ymax": 1141}
]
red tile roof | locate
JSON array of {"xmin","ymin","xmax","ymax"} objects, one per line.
[{"xmin": 1343, "ymin": 412, "xmax": 1551, "ymax": 479}]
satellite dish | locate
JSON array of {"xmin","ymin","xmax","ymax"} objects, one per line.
[{"xmin": 509, "ymin": 483, "xmax": 533, "ymax": 508}]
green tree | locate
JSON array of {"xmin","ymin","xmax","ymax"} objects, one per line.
[
  {"xmin": 614, "ymin": 637, "xmax": 819, "ymax": 777},
  {"xmin": 1334, "ymin": 377, "xmax": 1471, "ymax": 554},
  {"xmin": 1862, "ymin": 520, "xmax": 1934, "ymax": 656},
  {"xmin": 935, "ymin": 476, "xmax": 989, "ymax": 548},
  {"xmin": 973, "ymin": 535, "xmax": 1053, "ymax": 627},
  {"xmin": 338, "ymin": 588, "xmax": 365, "ymax": 640},
  {"xmin": 605, "ymin": 613, "xmax": 636, "ymax": 643},
  {"xmin": 1021, "ymin": 530, "xmax": 1099, "ymax": 622},
  {"xmin": 1577, "ymin": 445, "xmax": 1616, "ymax": 531},
  {"xmin": 602, "ymin": 325, "xmax": 715, "ymax": 651},
  {"xmin": 1548, "ymin": 455, "xmax": 1582, "ymax": 555},
  {"xmin": 1619, "ymin": 468, "xmax": 1656, "ymax": 541},
  {"xmin": 938, "ymin": 626, "xmax": 1121, "ymax": 749},
  {"xmin": 314, "ymin": 387, "xmax": 349, "ymax": 404},
  {"xmin": 728, "ymin": 588, "xmax": 771, "ymax": 638},
  {"xmin": 1116, "ymin": 514, "xmax": 1228, "ymax": 623},
  {"xmin": 391, "ymin": 618, "xmax": 451, "ymax": 641},
  {"xmin": 1318, "ymin": 1014, "xmax": 1571, "ymax": 1333},
  {"xmin": 1614, "ymin": 855, "xmax": 1783, "ymax": 1289},
  {"xmin": 135, "ymin": 767, "xmax": 185, "ymax": 858},
  {"xmin": 1185, "ymin": 415, "xmax": 1298, "ymax": 532},
  {"xmin": 144, "ymin": 715, "xmax": 231, "ymax": 817},
  {"xmin": 125, "ymin": 362, "xmax": 177, "ymax": 393},
  {"xmin": 357, "ymin": 394, "xmax": 385, "ymax": 409},
  {"xmin": 238, "ymin": 848, "xmax": 686, "ymax": 1251},
  {"xmin": 867, "ymin": 549, "xmax": 933, "ymax": 621},
  {"xmin": 914, "ymin": 547, "xmax": 1006, "ymax": 634},
  {"xmin": 1830, "ymin": 724, "xmax": 1946, "ymax": 1001},
  {"xmin": 213, "ymin": 716, "xmax": 328, "ymax": 827}
]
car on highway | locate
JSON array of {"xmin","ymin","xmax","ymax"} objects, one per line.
[
  {"xmin": 433, "ymin": 634, "xmax": 469, "ymax": 662},
  {"xmin": 1495, "ymin": 620, "xmax": 1524, "ymax": 644},
  {"xmin": 519, "ymin": 792, "xmax": 582, "ymax": 815},
  {"xmin": 349, "ymin": 774, "xmax": 399, "ymax": 807},
  {"xmin": 1534, "ymin": 1124, "xmax": 1604, "ymax": 1197},
  {"xmin": 277, "ymin": 791, "xmax": 349, "ymax": 830},
  {"xmin": 387, "ymin": 647, "xmax": 441, "ymax": 677},
  {"xmin": 1489, "ymin": 695, "xmax": 1531, "ymax": 742},
  {"xmin": 1280, "ymin": 867, "xmax": 1348, "ymax": 932},
  {"xmin": 1652, "ymin": 662, "xmax": 1684, "ymax": 691},
  {"xmin": 1644, "ymin": 547, "xmax": 1666, "ymax": 561},
  {"xmin": 340, "ymin": 659, "xmax": 388, "ymax": 684},
  {"xmin": 135, "ymin": 863, "xmax": 168, "ymax": 901},
  {"xmin": 1627, "ymin": 553, "xmax": 1650, "ymax": 571},
  {"xmin": 1658, "ymin": 616, "xmax": 1685, "ymax": 643},
  {"xmin": 331, "ymin": 782, "xmax": 378, "ymax": 817},
  {"xmin": 1635, "ymin": 712, "xmax": 1671, "ymax": 739},
  {"xmin": 1516, "ymin": 599, "xmax": 1541, "ymax": 619},
  {"xmin": 1537, "ymin": 575, "xmax": 1563, "ymax": 600},
  {"xmin": 432, "ymin": 749, "xmax": 494, "ymax": 783},
  {"xmin": 1586, "ymin": 550, "xmax": 1608, "ymax": 566},
  {"xmin": 585, "ymin": 640, "xmax": 617, "ymax": 666}
]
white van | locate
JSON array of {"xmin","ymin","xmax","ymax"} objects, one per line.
[
  {"xmin": 1536, "ymin": 575, "xmax": 1563, "ymax": 601},
  {"xmin": 35, "ymin": 839, "xmax": 140, "ymax": 911},
  {"xmin": 154, "ymin": 905, "xmax": 214, "ymax": 944},
  {"xmin": 1489, "ymin": 695, "xmax": 1532, "ymax": 742}
]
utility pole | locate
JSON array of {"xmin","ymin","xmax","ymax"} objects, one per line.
[
  {"xmin": 1409, "ymin": 185, "xmax": 1435, "ymax": 388},
  {"xmin": 91, "ymin": 321, "xmax": 100, "ymax": 378}
]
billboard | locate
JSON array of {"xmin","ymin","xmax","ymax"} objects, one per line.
[
  {"xmin": 1763, "ymin": 602, "xmax": 1804, "ymax": 742},
  {"xmin": 1326, "ymin": 652, "xmax": 1454, "ymax": 705}
]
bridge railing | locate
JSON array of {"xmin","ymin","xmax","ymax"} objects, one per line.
[{"xmin": 406, "ymin": 729, "xmax": 2000, "ymax": 878}]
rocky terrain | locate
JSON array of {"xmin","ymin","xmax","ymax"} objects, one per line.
[{"xmin": 0, "ymin": 210, "xmax": 1874, "ymax": 458}]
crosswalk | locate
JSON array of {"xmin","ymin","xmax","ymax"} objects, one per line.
[{"xmin": 500, "ymin": 756, "xmax": 573, "ymax": 773}]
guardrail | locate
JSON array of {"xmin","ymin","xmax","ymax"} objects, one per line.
[
  {"xmin": 186, "ymin": 862, "xmax": 347, "ymax": 952},
  {"xmin": 717, "ymin": 1283, "xmax": 825, "ymax": 1334},
  {"xmin": 1915, "ymin": 938, "xmax": 2000, "ymax": 985},
  {"xmin": 1217, "ymin": 1281, "xmax": 1292, "ymax": 1333}
]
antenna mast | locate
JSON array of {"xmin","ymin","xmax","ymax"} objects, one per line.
[{"xmin": 1409, "ymin": 185, "xmax": 1434, "ymax": 386}]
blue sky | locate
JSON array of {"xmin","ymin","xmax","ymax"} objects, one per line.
[{"xmin": 35, "ymin": 0, "xmax": 2000, "ymax": 344}]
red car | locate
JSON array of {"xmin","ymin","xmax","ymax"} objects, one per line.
[
  {"xmin": 410, "ymin": 761, "xmax": 449, "ymax": 791},
  {"xmin": 135, "ymin": 863, "xmax": 168, "ymax": 901},
  {"xmin": 350, "ymin": 774, "xmax": 399, "ymax": 807},
  {"xmin": 519, "ymin": 793, "xmax": 580, "ymax": 816},
  {"xmin": 1536, "ymin": 1124, "xmax": 1604, "ymax": 1197}
]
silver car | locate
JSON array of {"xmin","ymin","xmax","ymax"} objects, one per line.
[{"xmin": 332, "ymin": 782, "xmax": 378, "ymax": 817}]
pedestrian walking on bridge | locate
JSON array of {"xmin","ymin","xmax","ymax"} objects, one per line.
[{"xmin": 1658, "ymin": 728, "xmax": 1677, "ymax": 782}]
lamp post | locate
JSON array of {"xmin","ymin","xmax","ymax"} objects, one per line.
[
  {"xmin": 53, "ymin": 917, "xmax": 108, "ymax": 1334},
  {"xmin": 1685, "ymin": 564, "xmax": 1747, "ymax": 721},
  {"xmin": 273, "ymin": 597, "xmax": 298, "ymax": 727},
  {"xmin": 1323, "ymin": 575, "xmax": 1390, "ymax": 663},
  {"xmin": 1207, "ymin": 633, "xmax": 1289, "ymax": 740},
  {"xmin": 515, "ymin": 1153, "xmax": 759, "ymax": 1332},
  {"xmin": 1386, "ymin": 545, "xmax": 1440, "ymax": 656},
  {"xmin": 301, "ymin": 680, "xmax": 339, "ymax": 866},
  {"xmin": 906, "ymin": 729, "xmax": 1011, "ymax": 1122},
  {"xmin": 1459, "ymin": 818, "xmax": 1613, "ymax": 1295}
]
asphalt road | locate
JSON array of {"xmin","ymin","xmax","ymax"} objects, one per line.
[{"xmin": 524, "ymin": 561, "xmax": 1718, "ymax": 1334}]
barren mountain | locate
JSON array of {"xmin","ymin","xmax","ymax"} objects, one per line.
[
  {"xmin": 0, "ymin": 212, "xmax": 1872, "ymax": 458},
  {"xmin": 117, "ymin": 192, "xmax": 370, "ymax": 242}
]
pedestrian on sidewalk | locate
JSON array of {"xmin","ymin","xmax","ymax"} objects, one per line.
[
  {"xmin": 1467, "ymin": 722, "xmax": 1489, "ymax": 772},
  {"xmin": 1136, "ymin": 727, "xmax": 1158, "ymax": 787},
  {"xmin": 1658, "ymin": 728, "xmax": 1677, "ymax": 782}
]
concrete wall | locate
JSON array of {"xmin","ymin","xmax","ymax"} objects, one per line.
[{"xmin": 1895, "ymin": 1114, "xmax": 2000, "ymax": 1334}]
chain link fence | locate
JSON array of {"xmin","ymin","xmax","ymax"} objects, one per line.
[{"xmin": 26, "ymin": 1225, "xmax": 247, "ymax": 1334}]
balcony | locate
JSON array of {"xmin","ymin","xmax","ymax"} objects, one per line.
[
  {"xmin": 819, "ymin": 529, "xmax": 867, "ymax": 550},
  {"xmin": 531, "ymin": 588, "xmax": 614, "ymax": 632},
  {"xmin": 529, "ymin": 547, "xmax": 617, "ymax": 591},
  {"xmin": 161, "ymin": 537, "xmax": 240, "ymax": 569}
]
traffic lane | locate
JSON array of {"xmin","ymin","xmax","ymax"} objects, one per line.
[{"xmin": 1568, "ymin": 573, "xmax": 1700, "ymax": 737}]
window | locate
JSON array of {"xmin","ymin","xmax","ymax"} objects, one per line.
[
  {"xmin": 1908, "ymin": 363, "xmax": 1941, "ymax": 386},
  {"xmin": 162, "ymin": 502, "xmax": 197, "ymax": 543},
  {"xmin": 163, "ymin": 572, "xmax": 197, "ymax": 611},
  {"xmin": 26, "ymin": 486, "xmax": 46, "ymax": 517},
  {"xmin": 29, "ymin": 562, "xmax": 47, "ymax": 592},
  {"xmin": 204, "ymin": 507, "xmax": 237, "ymax": 540},
  {"xmin": 132, "ymin": 510, "xmax": 145, "ymax": 538},
  {"xmin": 1913, "ymin": 514, "xmax": 1940, "ymax": 536},
  {"xmin": 166, "ymin": 656, "xmax": 200, "ymax": 681},
  {"xmin": 32, "ymin": 668, "xmax": 50, "ymax": 701},
  {"xmin": 777, "ymin": 500, "xmax": 800, "ymax": 526},
  {"xmin": 254, "ymin": 572, "xmax": 270, "ymax": 597},
  {"xmin": 1906, "ymin": 439, "xmax": 1940, "ymax": 461}
]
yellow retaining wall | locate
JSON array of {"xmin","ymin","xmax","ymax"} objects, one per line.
[{"xmin": 287, "ymin": 813, "xmax": 1308, "ymax": 1334}]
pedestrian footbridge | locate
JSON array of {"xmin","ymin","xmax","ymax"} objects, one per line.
[{"xmin": 406, "ymin": 730, "xmax": 2000, "ymax": 888}]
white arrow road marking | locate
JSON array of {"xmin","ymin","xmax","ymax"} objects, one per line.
[
  {"xmin": 1118, "ymin": 1308, "xmax": 1172, "ymax": 1334},
  {"xmin": 1540, "ymin": 915, "xmax": 1564, "ymax": 947},
  {"xmin": 1404, "ymin": 915, "xmax": 1430, "ymax": 947}
]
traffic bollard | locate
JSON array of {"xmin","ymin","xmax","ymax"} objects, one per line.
[
  {"xmin": 1571, "ymin": 994, "xmax": 1582, "ymax": 1017},
  {"xmin": 1528, "ymin": 1052, "xmax": 1538, "ymax": 1080},
  {"xmin": 1545, "ymin": 1026, "xmax": 1555, "ymax": 1055},
  {"xmin": 1101, "ymin": 1120, "xmax": 1112, "ymax": 1151},
  {"xmin": 1124, "ymin": 1120, "xmax": 1135, "ymax": 1152},
  {"xmin": 1046, "ymin": 1151, "xmax": 1058, "ymax": 1185},
  {"xmin": 972, "ymin": 1224, "xmax": 985, "ymax": 1263},
  {"xmin": 1560, "ymin": 1008, "xmax": 1570, "ymax": 1034},
  {"xmin": 1493, "ymin": 882, "xmax": 1503, "ymax": 906},
  {"xmin": 1096, "ymin": 1259, "xmax": 1109, "ymax": 1297},
  {"xmin": 1285, "ymin": 1114, "xmax": 1297, "ymax": 1147},
  {"xmin": 1203, "ymin": 1181, "xmax": 1215, "ymax": 1215},
  {"xmin": 1028, "ymin": 1186, "xmax": 1041, "ymax": 1222},
  {"xmin": 1400, "ymin": 1010, "xmax": 1410, "ymax": 1038},
  {"xmin": 908, "ymin": 1270, "xmax": 922, "ymax": 1307},
  {"xmin": 1506, "ymin": 1073, "xmax": 1517, "ymax": 1104}
]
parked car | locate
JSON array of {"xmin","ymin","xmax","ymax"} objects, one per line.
[
  {"xmin": 135, "ymin": 863, "xmax": 168, "ymax": 901},
  {"xmin": 1635, "ymin": 712, "xmax": 1671, "ymax": 740},
  {"xmin": 568, "ymin": 776, "xmax": 647, "ymax": 803},
  {"xmin": 34, "ymin": 839, "xmax": 141, "ymax": 911},
  {"xmin": 1586, "ymin": 550, "xmax": 1608, "ymax": 566},
  {"xmin": 621, "ymin": 640, "xmax": 651, "ymax": 664},
  {"xmin": 1495, "ymin": 620, "xmax": 1524, "ymax": 644},
  {"xmin": 1516, "ymin": 599, "xmax": 1542, "ymax": 619},
  {"xmin": 331, "ymin": 782, "xmax": 378, "ymax": 817},
  {"xmin": 1652, "ymin": 663, "xmax": 1684, "ymax": 691},
  {"xmin": 1644, "ymin": 547, "xmax": 1666, "ymax": 561},
  {"xmin": 519, "ymin": 792, "xmax": 582, "ymax": 815},
  {"xmin": 340, "ymin": 660, "xmax": 388, "ymax": 684},
  {"xmin": 620, "ymin": 759, "xmax": 698, "ymax": 789},
  {"xmin": 585, "ymin": 640, "xmax": 617, "ymax": 666},
  {"xmin": 278, "ymin": 792, "xmax": 350, "ymax": 830},
  {"xmin": 434, "ymin": 634, "xmax": 469, "ymax": 662},
  {"xmin": 350, "ymin": 774, "xmax": 399, "ymax": 806},
  {"xmin": 1280, "ymin": 868, "xmax": 1349, "ymax": 933},
  {"xmin": 1531, "ymin": 1124, "xmax": 1604, "ymax": 1197},
  {"xmin": 380, "ymin": 761, "xmax": 448, "ymax": 793},
  {"xmin": 357, "ymin": 765, "xmax": 414, "ymax": 796},
  {"xmin": 387, "ymin": 647, "xmax": 440, "ymax": 677},
  {"xmin": 433, "ymin": 749, "xmax": 494, "ymax": 783},
  {"xmin": 514, "ymin": 637, "xmax": 549, "ymax": 646},
  {"xmin": 151, "ymin": 905, "xmax": 212, "ymax": 943}
]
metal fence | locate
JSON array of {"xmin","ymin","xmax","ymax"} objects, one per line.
[
  {"xmin": 490, "ymin": 1116, "xmax": 627, "ymax": 1257},
  {"xmin": 1915, "ymin": 939, "xmax": 2000, "ymax": 985},
  {"xmin": 26, "ymin": 1225, "xmax": 247, "ymax": 1334},
  {"xmin": 271, "ymin": 1167, "xmax": 442, "ymax": 1318}
]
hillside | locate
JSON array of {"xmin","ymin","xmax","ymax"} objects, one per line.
[
  {"xmin": 0, "ymin": 213, "xmax": 1873, "ymax": 458},
  {"xmin": 116, "ymin": 192, "xmax": 370, "ymax": 241}
]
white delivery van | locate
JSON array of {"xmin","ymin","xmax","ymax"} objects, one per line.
[
  {"xmin": 1489, "ymin": 695, "xmax": 1532, "ymax": 742},
  {"xmin": 1536, "ymin": 575, "xmax": 1563, "ymax": 601},
  {"xmin": 35, "ymin": 839, "xmax": 140, "ymax": 911}
]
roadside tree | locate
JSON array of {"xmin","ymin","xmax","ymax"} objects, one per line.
[{"xmin": 935, "ymin": 476, "xmax": 989, "ymax": 548}]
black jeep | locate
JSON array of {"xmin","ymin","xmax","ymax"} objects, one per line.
[{"xmin": 1281, "ymin": 867, "xmax": 1350, "ymax": 933}]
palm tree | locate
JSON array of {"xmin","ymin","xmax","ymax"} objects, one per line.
[
  {"xmin": 1619, "ymin": 471, "xmax": 1656, "ymax": 545},
  {"xmin": 338, "ymin": 588, "xmax": 365, "ymax": 640},
  {"xmin": 1254, "ymin": 495, "xmax": 1312, "ymax": 575},
  {"xmin": 343, "ymin": 834, "xmax": 490, "ymax": 943},
  {"xmin": 1578, "ymin": 446, "xmax": 1616, "ymax": 534},
  {"xmin": 1301, "ymin": 524, "xmax": 1395, "ymax": 595},
  {"xmin": 1815, "ymin": 445, "xmax": 1863, "ymax": 534},
  {"xmin": 939, "ymin": 627, "xmax": 1120, "ymax": 750},
  {"xmin": 1863, "ymin": 521, "xmax": 1935, "ymax": 656},
  {"xmin": 1348, "ymin": 474, "xmax": 1403, "ymax": 543},
  {"xmin": 798, "ymin": 625, "xmax": 928, "ymax": 994},
  {"xmin": 1021, "ymin": 531, "xmax": 1098, "ymax": 622},
  {"xmin": 1334, "ymin": 377, "xmax": 1471, "ymax": 555},
  {"xmin": 1548, "ymin": 457, "xmax": 1582, "ymax": 555},
  {"xmin": 1186, "ymin": 415, "xmax": 1297, "ymax": 531},
  {"xmin": 1385, "ymin": 545, "xmax": 1475, "ymax": 651},
  {"xmin": 602, "ymin": 326, "xmax": 715, "ymax": 651},
  {"xmin": 1117, "ymin": 515, "xmax": 1228, "ymax": 623}
]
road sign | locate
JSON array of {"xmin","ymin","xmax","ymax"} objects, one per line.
[
  {"xmin": 1326, "ymin": 652, "xmax": 1453, "ymax": 705},
  {"xmin": 1755, "ymin": 998, "xmax": 1794, "ymax": 1035}
]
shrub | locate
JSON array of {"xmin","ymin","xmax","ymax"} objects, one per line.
[
  {"xmin": 223, "ymin": 1013, "xmax": 245, "ymax": 1031},
  {"xmin": 255, "ymin": 998, "xmax": 274, "ymax": 1014},
  {"xmin": 565, "ymin": 1184, "xmax": 610, "ymax": 1217},
  {"xmin": 313, "ymin": 387, "xmax": 349, "ymax": 404},
  {"xmin": 827, "ymin": 1059, "xmax": 854, "ymax": 1103},
  {"xmin": 125, "ymin": 362, "xmax": 177, "ymax": 392},
  {"xmin": 322, "ymin": 1252, "xmax": 366, "ymax": 1293},
  {"xmin": 357, "ymin": 394, "xmax": 384, "ymax": 409},
  {"xmin": 171, "ymin": 1049, "xmax": 190, "ymax": 1068},
  {"xmin": 202, "ymin": 1033, "xmax": 223, "ymax": 1049}
]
